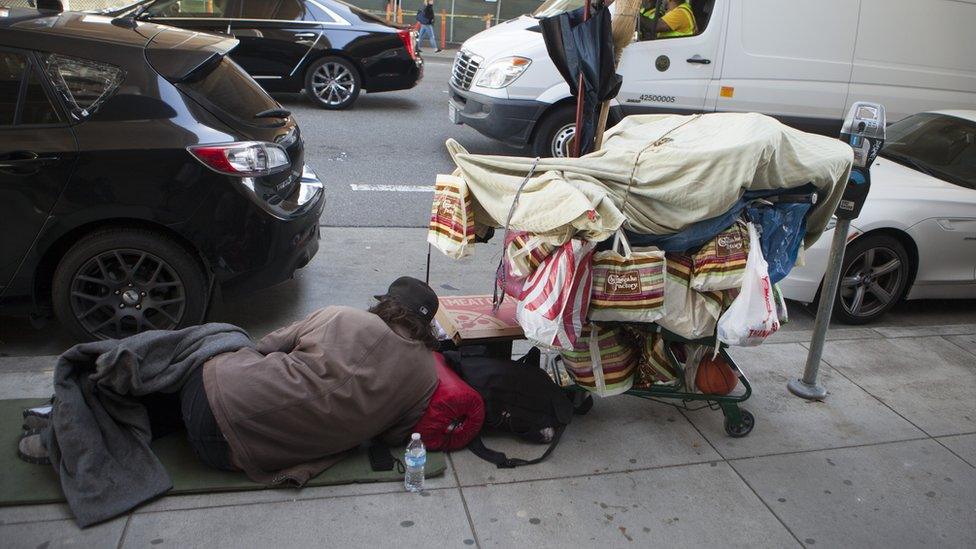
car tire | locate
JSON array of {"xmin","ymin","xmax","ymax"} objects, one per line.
[
  {"xmin": 305, "ymin": 56, "xmax": 362, "ymax": 110},
  {"xmin": 831, "ymin": 234, "xmax": 911, "ymax": 325},
  {"xmin": 52, "ymin": 228, "xmax": 209, "ymax": 341}
]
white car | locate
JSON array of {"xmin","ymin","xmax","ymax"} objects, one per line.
[{"xmin": 781, "ymin": 111, "xmax": 976, "ymax": 323}]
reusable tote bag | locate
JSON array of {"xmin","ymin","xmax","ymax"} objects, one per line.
[
  {"xmin": 589, "ymin": 230, "xmax": 666, "ymax": 323},
  {"xmin": 716, "ymin": 222, "xmax": 781, "ymax": 346},
  {"xmin": 559, "ymin": 324, "xmax": 637, "ymax": 397},
  {"xmin": 691, "ymin": 221, "xmax": 749, "ymax": 291},
  {"xmin": 517, "ymin": 238, "xmax": 597, "ymax": 351},
  {"xmin": 656, "ymin": 254, "xmax": 726, "ymax": 340},
  {"xmin": 428, "ymin": 174, "xmax": 474, "ymax": 259}
]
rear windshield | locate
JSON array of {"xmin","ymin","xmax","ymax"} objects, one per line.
[
  {"xmin": 329, "ymin": 0, "xmax": 388, "ymax": 25},
  {"xmin": 179, "ymin": 57, "xmax": 277, "ymax": 125}
]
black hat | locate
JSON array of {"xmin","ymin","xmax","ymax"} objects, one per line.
[{"xmin": 374, "ymin": 276, "xmax": 439, "ymax": 323}]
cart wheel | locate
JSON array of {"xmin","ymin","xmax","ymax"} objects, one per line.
[{"xmin": 724, "ymin": 410, "xmax": 755, "ymax": 438}]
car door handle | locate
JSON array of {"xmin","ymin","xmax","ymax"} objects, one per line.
[
  {"xmin": 294, "ymin": 32, "xmax": 318, "ymax": 40},
  {"xmin": 0, "ymin": 151, "xmax": 58, "ymax": 169},
  {"xmin": 687, "ymin": 56, "xmax": 711, "ymax": 64}
]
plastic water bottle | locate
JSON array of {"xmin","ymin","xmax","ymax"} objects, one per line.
[{"xmin": 404, "ymin": 433, "xmax": 426, "ymax": 493}]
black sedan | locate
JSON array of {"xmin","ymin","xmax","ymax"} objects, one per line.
[
  {"xmin": 110, "ymin": 0, "xmax": 424, "ymax": 109},
  {"xmin": 0, "ymin": 7, "xmax": 324, "ymax": 340}
]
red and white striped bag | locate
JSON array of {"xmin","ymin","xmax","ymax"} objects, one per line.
[{"xmin": 516, "ymin": 238, "xmax": 597, "ymax": 351}]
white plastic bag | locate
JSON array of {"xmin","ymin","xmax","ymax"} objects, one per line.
[{"xmin": 716, "ymin": 223, "xmax": 780, "ymax": 346}]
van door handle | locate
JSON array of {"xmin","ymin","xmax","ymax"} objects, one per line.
[
  {"xmin": 687, "ymin": 56, "xmax": 711, "ymax": 64},
  {"xmin": 294, "ymin": 32, "xmax": 318, "ymax": 40}
]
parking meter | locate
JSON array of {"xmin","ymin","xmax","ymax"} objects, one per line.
[
  {"xmin": 835, "ymin": 102, "xmax": 886, "ymax": 220},
  {"xmin": 789, "ymin": 102, "xmax": 886, "ymax": 401}
]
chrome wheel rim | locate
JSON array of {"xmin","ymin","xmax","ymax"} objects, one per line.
[
  {"xmin": 69, "ymin": 249, "xmax": 186, "ymax": 340},
  {"xmin": 551, "ymin": 123, "xmax": 576, "ymax": 158},
  {"xmin": 839, "ymin": 246, "xmax": 903, "ymax": 318},
  {"xmin": 312, "ymin": 62, "xmax": 356, "ymax": 106}
]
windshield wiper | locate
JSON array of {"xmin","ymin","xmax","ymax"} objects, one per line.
[{"xmin": 254, "ymin": 108, "xmax": 291, "ymax": 119}]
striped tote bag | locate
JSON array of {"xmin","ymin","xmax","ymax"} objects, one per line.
[
  {"xmin": 516, "ymin": 238, "xmax": 597, "ymax": 351},
  {"xmin": 560, "ymin": 323, "xmax": 638, "ymax": 397},
  {"xmin": 690, "ymin": 221, "xmax": 749, "ymax": 291},
  {"xmin": 656, "ymin": 253, "xmax": 727, "ymax": 340},
  {"xmin": 589, "ymin": 230, "xmax": 666, "ymax": 323},
  {"xmin": 427, "ymin": 174, "xmax": 475, "ymax": 259}
]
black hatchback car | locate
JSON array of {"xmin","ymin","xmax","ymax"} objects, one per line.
[
  {"xmin": 110, "ymin": 0, "xmax": 423, "ymax": 109},
  {"xmin": 0, "ymin": 7, "xmax": 325, "ymax": 341}
]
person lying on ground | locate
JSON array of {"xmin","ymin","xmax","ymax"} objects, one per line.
[{"xmin": 19, "ymin": 276, "xmax": 439, "ymax": 487}]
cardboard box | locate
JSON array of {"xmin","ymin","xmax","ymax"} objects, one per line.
[{"xmin": 435, "ymin": 295, "xmax": 524, "ymax": 345}]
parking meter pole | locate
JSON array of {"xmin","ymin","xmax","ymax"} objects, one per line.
[
  {"xmin": 788, "ymin": 219, "xmax": 849, "ymax": 400},
  {"xmin": 790, "ymin": 101, "xmax": 885, "ymax": 401}
]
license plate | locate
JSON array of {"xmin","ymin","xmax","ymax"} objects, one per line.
[{"xmin": 448, "ymin": 102, "xmax": 460, "ymax": 124}]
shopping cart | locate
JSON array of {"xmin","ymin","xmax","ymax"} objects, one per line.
[{"xmin": 552, "ymin": 326, "xmax": 754, "ymax": 437}]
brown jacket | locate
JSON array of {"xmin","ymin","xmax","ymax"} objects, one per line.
[{"xmin": 202, "ymin": 306, "xmax": 437, "ymax": 485}]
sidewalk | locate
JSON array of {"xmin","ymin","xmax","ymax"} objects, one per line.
[{"xmin": 1, "ymin": 228, "xmax": 975, "ymax": 547}]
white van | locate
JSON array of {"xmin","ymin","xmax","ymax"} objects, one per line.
[{"xmin": 448, "ymin": 0, "xmax": 976, "ymax": 157}]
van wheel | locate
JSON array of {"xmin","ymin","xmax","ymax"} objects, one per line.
[
  {"xmin": 531, "ymin": 105, "xmax": 621, "ymax": 158},
  {"xmin": 532, "ymin": 105, "xmax": 577, "ymax": 158},
  {"xmin": 52, "ymin": 228, "xmax": 209, "ymax": 341},
  {"xmin": 305, "ymin": 56, "xmax": 361, "ymax": 110}
]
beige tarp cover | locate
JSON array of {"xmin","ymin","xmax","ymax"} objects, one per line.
[{"xmin": 446, "ymin": 113, "xmax": 853, "ymax": 248}]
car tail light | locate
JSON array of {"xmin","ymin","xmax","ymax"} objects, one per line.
[
  {"xmin": 187, "ymin": 142, "xmax": 290, "ymax": 177},
  {"xmin": 397, "ymin": 29, "xmax": 417, "ymax": 60}
]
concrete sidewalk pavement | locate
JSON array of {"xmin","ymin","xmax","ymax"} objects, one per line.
[{"xmin": 1, "ymin": 228, "xmax": 974, "ymax": 547}]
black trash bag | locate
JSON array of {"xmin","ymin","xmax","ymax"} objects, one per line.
[{"xmin": 540, "ymin": 5, "xmax": 622, "ymax": 156}]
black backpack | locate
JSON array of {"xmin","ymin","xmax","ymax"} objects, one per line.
[{"xmin": 443, "ymin": 348, "xmax": 583, "ymax": 468}]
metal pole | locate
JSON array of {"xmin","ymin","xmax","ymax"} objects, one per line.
[
  {"xmin": 788, "ymin": 219, "xmax": 850, "ymax": 400},
  {"xmin": 449, "ymin": 0, "xmax": 455, "ymax": 43}
]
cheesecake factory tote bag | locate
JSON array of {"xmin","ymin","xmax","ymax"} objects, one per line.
[
  {"xmin": 517, "ymin": 238, "xmax": 597, "ymax": 351},
  {"xmin": 589, "ymin": 229, "xmax": 666, "ymax": 323},
  {"xmin": 559, "ymin": 323, "xmax": 637, "ymax": 397},
  {"xmin": 428, "ymin": 174, "xmax": 475, "ymax": 259}
]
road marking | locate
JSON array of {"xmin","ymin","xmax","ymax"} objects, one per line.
[{"xmin": 350, "ymin": 184, "xmax": 435, "ymax": 192}]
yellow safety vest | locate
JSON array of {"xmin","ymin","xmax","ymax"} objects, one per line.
[{"xmin": 657, "ymin": 3, "xmax": 697, "ymax": 38}]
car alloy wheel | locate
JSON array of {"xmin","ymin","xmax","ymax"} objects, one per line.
[
  {"xmin": 68, "ymin": 249, "xmax": 187, "ymax": 339},
  {"xmin": 838, "ymin": 245, "xmax": 905, "ymax": 320},
  {"xmin": 311, "ymin": 61, "xmax": 357, "ymax": 107}
]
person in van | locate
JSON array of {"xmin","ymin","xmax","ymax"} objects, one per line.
[
  {"xmin": 640, "ymin": 0, "xmax": 697, "ymax": 39},
  {"xmin": 19, "ymin": 276, "xmax": 440, "ymax": 487}
]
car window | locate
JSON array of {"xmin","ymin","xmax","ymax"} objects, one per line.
[
  {"xmin": 0, "ymin": 51, "xmax": 60, "ymax": 126},
  {"xmin": 179, "ymin": 56, "xmax": 278, "ymax": 126},
  {"xmin": 22, "ymin": 70, "xmax": 59, "ymax": 125},
  {"xmin": 42, "ymin": 53, "xmax": 125, "ymax": 120},
  {"xmin": 274, "ymin": 0, "xmax": 307, "ymax": 20},
  {"xmin": 239, "ymin": 0, "xmax": 275, "ymax": 18},
  {"xmin": 635, "ymin": 0, "xmax": 715, "ymax": 42},
  {"xmin": 147, "ymin": 0, "xmax": 235, "ymax": 17},
  {"xmin": 883, "ymin": 113, "xmax": 976, "ymax": 191},
  {"xmin": 0, "ymin": 52, "xmax": 26, "ymax": 125}
]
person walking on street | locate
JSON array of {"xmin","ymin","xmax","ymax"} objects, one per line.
[{"xmin": 416, "ymin": 0, "xmax": 441, "ymax": 53}]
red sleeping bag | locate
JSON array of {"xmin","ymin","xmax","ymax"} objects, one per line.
[{"xmin": 413, "ymin": 352, "xmax": 485, "ymax": 451}]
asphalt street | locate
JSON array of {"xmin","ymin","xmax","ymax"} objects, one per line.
[{"xmin": 277, "ymin": 57, "xmax": 513, "ymax": 228}]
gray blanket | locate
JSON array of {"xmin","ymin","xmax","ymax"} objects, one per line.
[{"xmin": 42, "ymin": 323, "xmax": 253, "ymax": 527}]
